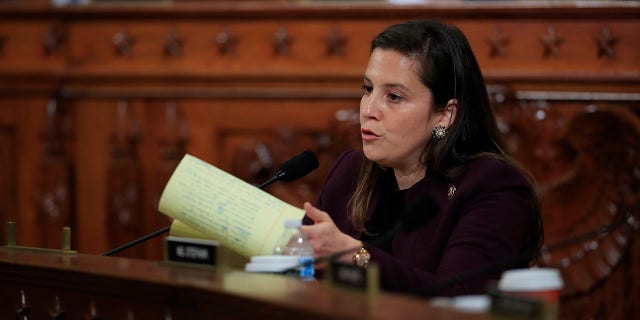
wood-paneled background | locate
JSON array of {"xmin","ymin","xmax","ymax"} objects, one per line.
[{"xmin": 0, "ymin": 1, "xmax": 638, "ymax": 319}]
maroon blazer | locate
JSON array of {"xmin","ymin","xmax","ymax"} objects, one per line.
[{"xmin": 304, "ymin": 149, "xmax": 536, "ymax": 296}]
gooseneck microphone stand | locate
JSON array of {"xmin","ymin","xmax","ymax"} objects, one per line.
[{"xmin": 102, "ymin": 226, "xmax": 171, "ymax": 256}]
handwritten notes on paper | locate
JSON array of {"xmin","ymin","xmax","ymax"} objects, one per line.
[{"xmin": 158, "ymin": 154, "xmax": 305, "ymax": 258}]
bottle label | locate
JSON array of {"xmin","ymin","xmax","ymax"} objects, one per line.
[{"xmin": 298, "ymin": 256, "xmax": 315, "ymax": 279}]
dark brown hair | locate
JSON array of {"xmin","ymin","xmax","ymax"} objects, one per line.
[{"xmin": 348, "ymin": 19, "xmax": 543, "ymax": 262}]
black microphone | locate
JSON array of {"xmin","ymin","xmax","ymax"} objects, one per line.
[
  {"xmin": 257, "ymin": 149, "xmax": 319, "ymax": 189},
  {"xmin": 102, "ymin": 150, "xmax": 320, "ymax": 256}
]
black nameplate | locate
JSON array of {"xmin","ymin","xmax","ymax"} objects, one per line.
[
  {"xmin": 164, "ymin": 236, "xmax": 218, "ymax": 267},
  {"xmin": 331, "ymin": 262, "xmax": 367, "ymax": 289},
  {"xmin": 326, "ymin": 261, "xmax": 379, "ymax": 295}
]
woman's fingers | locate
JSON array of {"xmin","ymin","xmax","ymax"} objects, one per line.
[
  {"xmin": 300, "ymin": 202, "xmax": 360, "ymax": 259},
  {"xmin": 303, "ymin": 202, "xmax": 330, "ymax": 224},
  {"xmin": 301, "ymin": 202, "xmax": 336, "ymax": 254}
]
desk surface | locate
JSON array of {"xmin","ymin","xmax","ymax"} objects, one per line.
[{"xmin": 0, "ymin": 247, "xmax": 485, "ymax": 319}]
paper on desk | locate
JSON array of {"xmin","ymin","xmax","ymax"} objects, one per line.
[{"xmin": 158, "ymin": 154, "xmax": 305, "ymax": 258}]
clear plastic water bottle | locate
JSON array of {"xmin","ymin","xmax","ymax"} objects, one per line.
[{"xmin": 273, "ymin": 218, "xmax": 314, "ymax": 279}]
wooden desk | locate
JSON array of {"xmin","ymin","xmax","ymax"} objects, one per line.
[{"xmin": 0, "ymin": 248, "xmax": 483, "ymax": 319}]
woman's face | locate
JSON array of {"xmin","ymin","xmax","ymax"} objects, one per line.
[{"xmin": 360, "ymin": 48, "xmax": 441, "ymax": 173}]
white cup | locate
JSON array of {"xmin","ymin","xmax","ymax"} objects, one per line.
[{"xmin": 498, "ymin": 268, "xmax": 563, "ymax": 319}]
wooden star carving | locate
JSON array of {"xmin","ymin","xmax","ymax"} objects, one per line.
[
  {"xmin": 486, "ymin": 27, "xmax": 510, "ymax": 58},
  {"xmin": 325, "ymin": 27, "xmax": 347, "ymax": 56},
  {"xmin": 112, "ymin": 30, "xmax": 135, "ymax": 56},
  {"xmin": 49, "ymin": 296, "xmax": 65, "ymax": 320},
  {"xmin": 541, "ymin": 26, "xmax": 564, "ymax": 58},
  {"xmin": 595, "ymin": 27, "xmax": 618, "ymax": 59},
  {"xmin": 43, "ymin": 25, "xmax": 67, "ymax": 55},
  {"xmin": 164, "ymin": 28, "xmax": 184, "ymax": 57},
  {"xmin": 215, "ymin": 27, "xmax": 238, "ymax": 55},
  {"xmin": 272, "ymin": 27, "xmax": 293, "ymax": 55}
]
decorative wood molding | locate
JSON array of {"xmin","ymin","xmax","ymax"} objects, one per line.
[
  {"xmin": 164, "ymin": 28, "xmax": 184, "ymax": 57},
  {"xmin": 1, "ymin": 4, "xmax": 636, "ymax": 85},
  {"xmin": 215, "ymin": 27, "xmax": 238, "ymax": 55},
  {"xmin": 541, "ymin": 26, "xmax": 564, "ymax": 58},
  {"xmin": 325, "ymin": 27, "xmax": 347, "ymax": 56},
  {"xmin": 272, "ymin": 27, "xmax": 292, "ymax": 56},
  {"xmin": 36, "ymin": 97, "xmax": 75, "ymax": 250},
  {"xmin": 514, "ymin": 91, "xmax": 640, "ymax": 102},
  {"xmin": 49, "ymin": 296, "xmax": 65, "ymax": 320},
  {"xmin": 3, "ymin": 2, "xmax": 638, "ymax": 20},
  {"xmin": 491, "ymin": 86, "xmax": 640, "ymax": 318},
  {"xmin": 108, "ymin": 100, "xmax": 143, "ymax": 257},
  {"xmin": 0, "ymin": 125, "xmax": 17, "ymax": 243},
  {"xmin": 160, "ymin": 100, "xmax": 188, "ymax": 161},
  {"xmin": 487, "ymin": 26, "xmax": 509, "ymax": 58},
  {"xmin": 224, "ymin": 107, "xmax": 361, "ymax": 206},
  {"xmin": 595, "ymin": 27, "xmax": 618, "ymax": 59},
  {"xmin": 59, "ymin": 87, "xmax": 362, "ymax": 100},
  {"xmin": 86, "ymin": 301, "xmax": 101, "ymax": 320},
  {"xmin": 43, "ymin": 25, "xmax": 67, "ymax": 56},
  {"xmin": 112, "ymin": 30, "xmax": 135, "ymax": 56},
  {"xmin": 16, "ymin": 290, "xmax": 31, "ymax": 320}
]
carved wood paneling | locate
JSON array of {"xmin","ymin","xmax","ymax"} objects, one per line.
[
  {"xmin": 0, "ymin": 20, "xmax": 67, "ymax": 77},
  {"xmin": 108, "ymin": 100, "xmax": 143, "ymax": 258},
  {"xmin": 143, "ymin": 100, "xmax": 188, "ymax": 260},
  {"xmin": 492, "ymin": 89, "xmax": 640, "ymax": 320},
  {"xmin": 0, "ymin": 3, "xmax": 638, "ymax": 319},
  {"xmin": 36, "ymin": 98, "xmax": 75, "ymax": 250},
  {"xmin": 0, "ymin": 124, "xmax": 17, "ymax": 246}
]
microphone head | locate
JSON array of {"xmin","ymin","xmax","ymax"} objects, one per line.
[{"xmin": 277, "ymin": 150, "xmax": 319, "ymax": 182}]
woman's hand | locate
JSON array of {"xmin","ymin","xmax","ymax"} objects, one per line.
[{"xmin": 300, "ymin": 202, "xmax": 361, "ymax": 264}]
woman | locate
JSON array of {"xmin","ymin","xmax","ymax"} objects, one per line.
[{"xmin": 301, "ymin": 19, "xmax": 543, "ymax": 296}]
